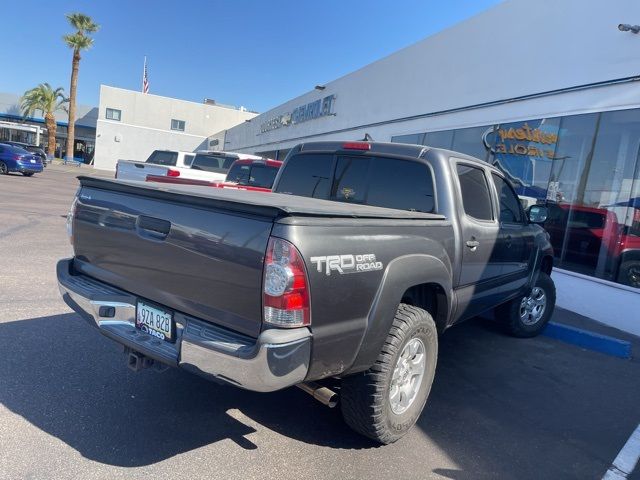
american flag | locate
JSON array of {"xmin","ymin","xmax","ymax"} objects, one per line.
[{"xmin": 142, "ymin": 56, "xmax": 149, "ymax": 94}]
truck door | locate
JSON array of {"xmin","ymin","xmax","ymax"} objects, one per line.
[
  {"xmin": 490, "ymin": 173, "xmax": 532, "ymax": 297},
  {"xmin": 454, "ymin": 162, "xmax": 502, "ymax": 321}
]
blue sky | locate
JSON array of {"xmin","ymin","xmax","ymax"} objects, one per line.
[{"xmin": 1, "ymin": 0, "xmax": 502, "ymax": 112}]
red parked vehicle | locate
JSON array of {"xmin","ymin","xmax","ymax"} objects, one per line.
[
  {"xmin": 145, "ymin": 158, "xmax": 282, "ymax": 192},
  {"xmin": 544, "ymin": 203, "xmax": 640, "ymax": 288}
]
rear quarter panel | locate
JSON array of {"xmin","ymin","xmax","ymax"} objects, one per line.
[{"xmin": 273, "ymin": 218, "xmax": 455, "ymax": 379}]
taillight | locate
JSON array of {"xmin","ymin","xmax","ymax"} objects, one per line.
[
  {"xmin": 167, "ymin": 169, "xmax": 180, "ymax": 177},
  {"xmin": 66, "ymin": 195, "xmax": 78, "ymax": 245},
  {"xmin": 12, "ymin": 154, "xmax": 22, "ymax": 161},
  {"xmin": 342, "ymin": 142, "xmax": 370, "ymax": 150},
  {"xmin": 262, "ymin": 237, "xmax": 310, "ymax": 327}
]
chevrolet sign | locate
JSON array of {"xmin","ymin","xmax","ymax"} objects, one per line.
[{"xmin": 260, "ymin": 95, "xmax": 335, "ymax": 133}]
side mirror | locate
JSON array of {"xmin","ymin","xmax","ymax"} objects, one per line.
[{"xmin": 527, "ymin": 205, "xmax": 549, "ymax": 224}]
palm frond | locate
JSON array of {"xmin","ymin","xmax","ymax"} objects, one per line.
[
  {"xmin": 20, "ymin": 83, "xmax": 68, "ymax": 118},
  {"xmin": 63, "ymin": 32, "xmax": 94, "ymax": 50},
  {"xmin": 66, "ymin": 13, "xmax": 100, "ymax": 33}
]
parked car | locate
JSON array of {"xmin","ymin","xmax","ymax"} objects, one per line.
[
  {"xmin": 115, "ymin": 150, "xmax": 264, "ymax": 183},
  {"xmin": 0, "ymin": 143, "xmax": 43, "ymax": 176},
  {"xmin": 544, "ymin": 203, "xmax": 640, "ymax": 288},
  {"xmin": 145, "ymin": 158, "xmax": 283, "ymax": 192},
  {"xmin": 3, "ymin": 141, "xmax": 47, "ymax": 166},
  {"xmin": 58, "ymin": 141, "xmax": 554, "ymax": 444}
]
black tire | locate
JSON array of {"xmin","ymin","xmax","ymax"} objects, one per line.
[
  {"xmin": 617, "ymin": 261, "xmax": 640, "ymax": 289},
  {"xmin": 496, "ymin": 272, "xmax": 556, "ymax": 338},
  {"xmin": 0, "ymin": 161, "xmax": 8, "ymax": 175},
  {"xmin": 340, "ymin": 304, "xmax": 438, "ymax": 444},
  {"xmin": 22, "ymin": 172, "xmax": 34, "ymax": 177}
]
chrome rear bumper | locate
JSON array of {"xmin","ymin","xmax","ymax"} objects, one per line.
[{"xmin": 57, "ymin": 258, "xmax": 311, "ymax": 392}]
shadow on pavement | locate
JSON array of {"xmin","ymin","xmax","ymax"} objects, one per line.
[
  {"xmin": 1, "ymin": 312, "xmax": 639, "ymax": 477},
  {"xmin": 0, "ymin": 313, "xmax": 371, "ymax": 468}
]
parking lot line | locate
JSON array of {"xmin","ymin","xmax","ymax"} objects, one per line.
[{"xmin": 603, "ymin": 424, "xmax": 640, "ymax": 479}]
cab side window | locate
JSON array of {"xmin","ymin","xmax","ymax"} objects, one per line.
[
  {"xmin": 492, "ymin": 173, "xmax": 524, "ymax": 223},
  {"xmin": 456, "ymin": 164, "xmax": 493, "ymax": 221}
]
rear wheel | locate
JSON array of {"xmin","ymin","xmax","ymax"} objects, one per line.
[
  {"xmin": 0, "ymin": 162, "xmax": 8, "ymax": 175},
  {"xmin": 496, "ymin": 272, "xmax": 556, "ymax": 337},
  {"xmin": 617, "ymin": 261, "xmax": 640, "ymax": 289},
  {"xmin": 340, "ymin": 304, "xmax": 438, "ymax": 444}
]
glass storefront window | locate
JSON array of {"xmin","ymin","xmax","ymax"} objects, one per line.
[
  {"xmin": 391, "ymin": 133, "xmax": 424, "ymax": 145},
  {"xmin": 489, "ymin": 118, "xmax": 560, "ymax": 200},
  {"xmin": 451, "ymin": 125, "xmax": 493, "ymax": 161},
  {"xmin": 390, "ymin": 107, "xmax": 640, "ymax": 289},
  {"xmin": 424, "ymin": 130, "xmax": 454, "ymax": 149}
]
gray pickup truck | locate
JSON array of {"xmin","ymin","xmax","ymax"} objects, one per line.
[{"xmin": 57, "ymin": 141, "xmax": 554, "ymax": 444}]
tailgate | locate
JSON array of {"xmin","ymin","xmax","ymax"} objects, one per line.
[
  {"xmin": 116, "ymin": 161, "xmax": 169, "ymax": 182},
  {"xmin": 72, "ymin": 180, "xmax": 274, "ymax": 338}
]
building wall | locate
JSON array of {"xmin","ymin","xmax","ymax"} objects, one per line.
[
  {"xmin": 94, "ymin": 85, "xmax": 257, "ymax": 170},
  {"xmin": 217, "ymin": 0, "xmax": 640, "ymax": 154}
]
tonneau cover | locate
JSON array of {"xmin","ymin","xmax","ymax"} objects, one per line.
[{"xmin": 78, "ymin": 176, "xmax": 445, "ymax": 220}]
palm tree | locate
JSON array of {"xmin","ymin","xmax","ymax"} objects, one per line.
[
  {"xmin": 21, "ymin": 83, "xmax": 68, "ymax": 157},
  {"xmin": 63, "ymin": 13, "xmax": 99, "ymax": 160}
]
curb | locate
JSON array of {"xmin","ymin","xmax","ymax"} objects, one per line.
[{"xmin": 542, "ymin": 322, "xmax": 632, "ymax": 359}]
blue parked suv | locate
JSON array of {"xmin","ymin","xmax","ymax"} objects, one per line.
[{"xmin": 0, "ymin": 143, "xmax": 44, "ymax": 176}]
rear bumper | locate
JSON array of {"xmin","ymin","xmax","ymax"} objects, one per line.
[
  {"xmin": 56, "ymin": 258, "xmax": 311, "ymax": 392},
  {"xmin": 15, "ymin": 162, "xmax": 43, "ymax": 173}
]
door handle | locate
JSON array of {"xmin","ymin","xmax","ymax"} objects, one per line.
[{"xmin": 466, "ymin": 240, "xmax": 480, "ymax": 251}]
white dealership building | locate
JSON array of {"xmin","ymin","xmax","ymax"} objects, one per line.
[
  {"xmin": 210, "ymin": 0, "xmax": 640, "ymax": 334},
  {"xmin": 93, "ymin": 85, "xmax": 257, "ymax": 171}
]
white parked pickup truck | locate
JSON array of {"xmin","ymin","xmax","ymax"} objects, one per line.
[{"xmin": 115, "ymin": 150, "xmax": 264, "ymax": 182}]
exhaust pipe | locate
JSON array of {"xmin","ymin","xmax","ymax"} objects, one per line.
[{"xmin": 297, "ymin": 382, "xmax": 338, "ymax": 408}]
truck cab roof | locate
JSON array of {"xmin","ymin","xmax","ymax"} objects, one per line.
[{"xmin": 293, "ymin": 140, "xmax": 499, "ymax": 172}]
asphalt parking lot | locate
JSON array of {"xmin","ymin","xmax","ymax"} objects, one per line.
[{"xmin": 1, "ymin": 164, "xmax": 639, "ymax": 480}]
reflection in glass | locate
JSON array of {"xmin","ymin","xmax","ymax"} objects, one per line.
[
  {"xmin": 490, "ymin": 118, "xmax": 559, "ymax": 200},
  {"xmin": 451, "ymin": 126, "xmax": 492, "ymax": 161}
]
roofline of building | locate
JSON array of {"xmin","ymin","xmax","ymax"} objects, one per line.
[
  {"xmin": 0, "ymin": 113, "xmax": 96, "ymax": 130},
  {"xmin": 100, "ymin": 84, "xmax": 260, "ymax": 114}
]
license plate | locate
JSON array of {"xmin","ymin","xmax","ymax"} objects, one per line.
[
  {"xmin": 136, "ymin": 301, "xmax": 174, "ymax": 342},
  {"xmin": 30, "ymin": 159, "xmax": 35, "ymax": 163}
]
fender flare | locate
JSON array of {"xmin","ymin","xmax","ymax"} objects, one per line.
[{"xmin": 346, "ymin": 254, "xmax": 453, "ymax": 374}]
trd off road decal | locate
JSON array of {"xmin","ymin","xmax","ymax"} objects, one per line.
[{"xmin": 310, "ymin": 254, "xmax": 383, "ymax": 275}]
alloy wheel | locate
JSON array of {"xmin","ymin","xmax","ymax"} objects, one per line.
[
  {"xmin": 519, "ymin": 287, "xmax": 547, "ymax": 325},
  {"xmin": 389, "ymin": 338, "xmax": 426, "ymax": 415}
]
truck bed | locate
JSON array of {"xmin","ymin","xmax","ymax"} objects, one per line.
[{"xmin": 78, "ymin": 176, "xmax": 446, "ymax": 221}]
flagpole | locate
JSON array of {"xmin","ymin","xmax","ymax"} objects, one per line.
[{"xmin": 142, "ymin": 56, "xmax": 146, "ymax": 93}]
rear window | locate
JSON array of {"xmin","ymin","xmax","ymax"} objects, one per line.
[
  {"xmin": 1, "ymin": 144, "xmax": 27, "ymax": 155},
  {"xmin": 147, "ymin": 151, "xmax": 178, "ymax": 166},
  {"xmin": 226, "ymin": 163, "xmax": 279, "ymax": 188},
  {"xmin": 276, "ymin": 153, "xmax": 435, "ymax": 212},
  {"xmin": 332, "ymin": 156, "xmax": 434, "ymax": 212},
  {"xmin": 275, "ymin": 154, "xmax": 333, "ymax": 199},
  {"xmin": 190, "ymin": 154, "xmax": 236, "ymax": 173}
]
